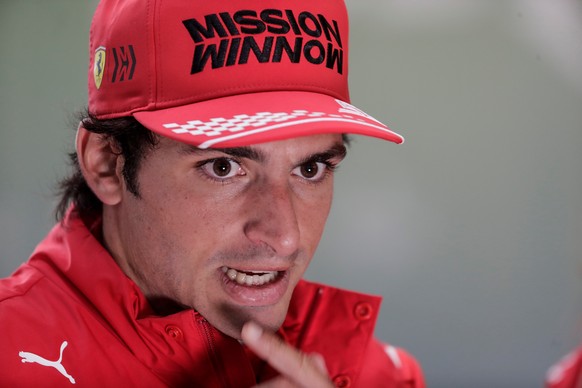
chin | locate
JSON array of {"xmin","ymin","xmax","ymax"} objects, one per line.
[{"xmin": 211, "ymin": 303, "xmax": 288, "ymax": 339}]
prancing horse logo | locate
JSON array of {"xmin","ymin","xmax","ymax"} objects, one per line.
[
  {"xmin": 94, "ymin": 46, "xmax": 106, "ymax": 90},
  {"xmin": 19, "ymin": 340, "xmax": 76, "ymax": 384}
]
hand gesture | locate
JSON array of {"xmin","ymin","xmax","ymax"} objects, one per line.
[{"xmin": 242, "ymin": 321, "xmax": 334, "ymax": 388}]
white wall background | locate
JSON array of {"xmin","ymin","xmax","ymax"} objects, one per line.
[{"xmin": 1, "ymin": 1, "xmax": 582, "ymax": 387}]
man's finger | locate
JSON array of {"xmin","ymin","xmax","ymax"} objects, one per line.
[
  {"xmin": 250, "ymin": 376, "xmax": 295, "ymax": 388},
  {"xmin": 310, "ymin": 353, "xmax": 329, "ymax": 374},
  {"xmin": 242, "ymin": 321, "xmax": 333, "ymax": 387}
]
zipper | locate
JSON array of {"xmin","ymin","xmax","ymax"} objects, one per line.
[{"xmin": 197, "ymin": 316, "xmax": 231, "ymax": 388}]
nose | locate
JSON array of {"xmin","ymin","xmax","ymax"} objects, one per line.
[{"xmin": 243, "ymin": 181, "xmax": 300, "ymax": 258}]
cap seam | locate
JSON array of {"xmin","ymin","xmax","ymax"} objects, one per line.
[
  {"xmin": 154, "ymin": 83, "xmax": 346, "ymax": 105},
  {"xmin": 92, "ymin": 86, "xmax": 347, "ymax": 117},
  {"xmin": 87, "ymin": 2, "xmax": 99, "ymax": 108},
  {"xmin": 91, "ymin": 86, "xmax": 349, "ymax": 118},
  {"xmin": 152, "ymin": 0, "xmax": 161, "ymax": 110},
  {"xmin": 148, "ymin": 0, "xmax": 156, "ymax": 112}
]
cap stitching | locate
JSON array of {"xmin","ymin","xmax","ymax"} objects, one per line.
[
  {"xmin": 93, "ymin": 84, "xmax": 346, "ymax": 117},
  {"xmin": 155, "ymin": 82, "xmax": 345, "ymax": 104},
  {"xmin": 148, "ymin": 0, "xmax": 155, "ymax": 111},
  {"xmin": 152, "ymin": 0, "xmax": 161, "ymax": 109}
]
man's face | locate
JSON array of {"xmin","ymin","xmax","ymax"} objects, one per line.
[{"xmin": 103, "ymin": 133, "xmax": 346, "ymax": 339}]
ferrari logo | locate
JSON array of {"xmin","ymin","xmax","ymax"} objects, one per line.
[{"xmin": 93, "ymin": 46, "xmax": 106, "ymax": 89}]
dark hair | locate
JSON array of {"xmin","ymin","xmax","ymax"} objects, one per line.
[
  {"xmin": 55, "ymin": 111, "xmax": 159, "ymax": 221},
  {"xmin": 57, "ymin": 111, "xmax": 352, "ymax": 221}
]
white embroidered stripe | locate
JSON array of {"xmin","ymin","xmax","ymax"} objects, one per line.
[
  {"xmin": 384, "ymin": 345, "xmax": 403, "ymax": 369},
  {"xmin": 164, "ymin": 110, "xmax": 326, "ymax": 136},
  {"xmin": 199, "ymin": 118, "xmax": 401, "ymax": 149},
  {"xmin": 166, "ymin": 117, "xmax": 402, "ymax": 149}
]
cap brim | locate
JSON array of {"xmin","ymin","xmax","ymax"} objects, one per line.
[{"xmin": 133, "ymin": 91, "xmax": 403, "ymax": 149}]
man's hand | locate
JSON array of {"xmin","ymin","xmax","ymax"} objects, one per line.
[{"xmin": 241, "ymin": 321, "xmax": 334, "ymax": 388}]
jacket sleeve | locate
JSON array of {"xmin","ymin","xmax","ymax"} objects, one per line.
[{"xmin": 356, "ymin": 337, "xmax": 426, "ymax": 388}]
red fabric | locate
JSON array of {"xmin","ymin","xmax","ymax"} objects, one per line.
[
  {"xmin": 0, "ymin": 212, "xmax": 424, "ymax": 387},
  {"xmin": 87, "ymin": 0, "xmax": 403, "ymax": 149},
  {"xmin": 547, "ymin": 348, "xmax": 582, "ymax": 388},
  {"xmin": 89, "ymin": 0, "xmax": 351, "ymax": 117}
]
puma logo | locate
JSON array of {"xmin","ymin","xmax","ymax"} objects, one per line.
[{"xmin": 19, "ymin": 340, "xmax": 76, "ymax": 384}]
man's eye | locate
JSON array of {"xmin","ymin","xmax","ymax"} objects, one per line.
[
  {"xmin": 293, "ymin": 161, "xmax": 328, "ymax": 181},
  {"xmin": 201, "ymin": 158, "xmax": 243, "ymax": 179}
]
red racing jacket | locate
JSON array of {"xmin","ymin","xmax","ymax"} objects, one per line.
[
  {"xmin": 547, "ymin": 347, "xmax": 582, "ymax": 388},
  {"xmin": 0, "ymin": 211, "xmax": 425, "ymax": 387}
]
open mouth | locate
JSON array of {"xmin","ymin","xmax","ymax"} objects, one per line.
[{"xmin": 221, "ymin": 266, "xmax": 280, "ymax": 286}]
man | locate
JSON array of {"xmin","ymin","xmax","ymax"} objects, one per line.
[{"xmin": 0, "ymin": 0, "xmax": 425, "ymax": 386}]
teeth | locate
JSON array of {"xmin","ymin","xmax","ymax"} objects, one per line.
[{"xmin": 221, "ymin": 266, "xmax": 278, "ymax": 286}]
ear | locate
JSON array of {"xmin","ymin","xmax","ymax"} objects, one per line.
[{"xmin": 76, "ymin": 124, "xmax": 124, "ymax": 206}]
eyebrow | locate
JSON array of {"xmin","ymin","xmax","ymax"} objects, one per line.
[
  {"xmin": 179, "ymin": 141, "xmax": 347, "ymax": 164},
  {"xmin": 179, "ymin": 144, "xmax": 264, "ymax": 162},
  {"xmin": 297, "ymin": 143, "xmax": 347, "ymax": 166}
]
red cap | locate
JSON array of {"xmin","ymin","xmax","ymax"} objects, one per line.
[{"xmin": 88, "ymin": 0, "xmax": 403, "ymax": 149}]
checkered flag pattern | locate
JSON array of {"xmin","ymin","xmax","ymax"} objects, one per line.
[{"xmin": 163, "ymin": 109, "xmax": 359, "ymax": 138}]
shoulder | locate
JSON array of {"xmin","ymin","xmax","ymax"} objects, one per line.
[
  {"xmin": 546, "ymin": 347, "xmax": 582, "ymax": 388},
  {"xmin": 0, "ymin": 262, "xmax": 47, "ymax": 309},
  {"xmin": 0, "ymin": 262, "xmax": 41, "ymax": 299},
  {"xmin": 359, "ymin": 337, "xmax": 426, "ymax": 388},
  {"xmin": 0, "ymin": 260, "xmax": 73, "ymax": 338},
  {"xmin": 0, "ymin": 263, "xmax": 69, "ymax": 384},
  {"xmin": 286, "ymin": 280, "xmax": 425, "ymax": 387}
]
